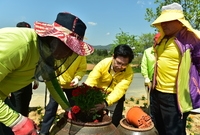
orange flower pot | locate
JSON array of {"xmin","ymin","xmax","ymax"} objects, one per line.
[{"xmin": 126, "ymin": 106, "xmax": 152, "ymax": 128}]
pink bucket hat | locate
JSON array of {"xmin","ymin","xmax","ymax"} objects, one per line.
[{"xmin": 34, "ymin": 12, "xmax": 94, "ymax": 56}]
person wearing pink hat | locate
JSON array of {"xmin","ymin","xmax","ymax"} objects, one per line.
[
  {"xmin": 8, "ymin": 22, "xmax": 39, "ymax": 118},
  {"xmin": 0, "ymin": 12, "xmax": 93, "ymax": 135},
  {"xmin": 141, "ymin": 33, "xmax": 160, "ymax": 90},
  {"xmin": 39, "ymin": 53, "xmax": 87, "ymax": 135},
  {"xmin": 141, "ymin": 33, "xmax": 160, "ymax": 114},
  {"xmin": 151, "ymin": 2, "xmax": 200, "ymax": 135}
]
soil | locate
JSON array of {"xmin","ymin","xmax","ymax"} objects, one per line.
[
  {"xmin": 123, "ymin": 96, "xmax": 200, "ymax": 135},
  {"xmin": 28, "ymin": 96, "xmax": 200, "ymax": 135}
]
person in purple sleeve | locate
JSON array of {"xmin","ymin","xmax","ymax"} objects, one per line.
[{"xmin": 150, "ymin": 2, "xmax": 200, "ymax": 135}]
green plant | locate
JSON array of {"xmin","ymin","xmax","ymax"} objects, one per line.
[
  {"xmin": 187, "ymin": 117, "xmax": 193, "ymax": 122},
  {"xmin": 186, "ymin": 122, "xmax": 192, "ymax": 130},
  {"xmin": 141, "ymin": 95, "xmax": 146, "ymax": 100},
  {"xmin": 130, "ymin": 97, "xmax": 135, "ymax": 102},
  {"xmin": 136, "ymin": 99, "xmax": 140, "ymax": 104},
  {"xmin": 36, "ymin": 106, "xmax": 43, "ymax": 114},
  {"xmin": 71, "ymin": 83, "xmax": 107, "ymax": 122},
  {"xmin": 143, "ymin": 102, "xmax": 148, "ymax": 108}
]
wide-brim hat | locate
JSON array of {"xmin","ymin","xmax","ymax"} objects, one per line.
[
  {"xmin": 34, "ymin": 12, "xmax": 94, "ymax": 56},
  {"xmin": 152, "ymin": 3, "xmax": 200, "ymax": 41}
]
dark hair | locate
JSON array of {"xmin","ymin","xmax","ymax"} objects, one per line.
[
  {"xmin": 113, "ymin": 44, "xmax": 134, "ymax": 63},
  {"xmin": 16, "ymin": 21, "xmax": 31, "ymax": 28}
]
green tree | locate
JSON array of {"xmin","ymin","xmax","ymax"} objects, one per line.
[
  {"xmin": 137, "ymin": 33, "xmax": 155, "ymax": 51},
  {"xmin": 86, "ymin": 49, "xmax": 110, "ymax": 64},
  {"xmin": 111, "ymin": 29, "xmax": 137, "ymax": 54},
  {"xmin": 96, "ymin": 49, "xmax": 108, "ymax": 56},
  {"xmin": 145, "ymin": 0, "xmax": 200, "ymax": 29},
  {"xmin": 131, "ymin": 33, "xmax": 155, "ymax": 66}
]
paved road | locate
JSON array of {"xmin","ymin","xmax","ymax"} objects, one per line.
[{"xmin": 30, "ymin": 73, "xmax": 146, "ymax": 107}]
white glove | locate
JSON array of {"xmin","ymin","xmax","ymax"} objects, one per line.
[
  {"xmin": 70, "ymin": 77, "xmax": 79, "ymax": 87},
  {"xmin": 144, "ymin": 78, "xmax": 150, "ymax": 83},
  {"xmin": 144, "ymin": 77, "xmax": 151, "ymax": 90}
]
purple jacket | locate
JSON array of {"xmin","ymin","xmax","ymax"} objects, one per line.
[{"xmin": 154, "ymin": 27, "xmax": 200, "ymax": 113}]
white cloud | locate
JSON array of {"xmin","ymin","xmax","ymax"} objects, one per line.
[
  {"xmin": 137, "ymin": 0, "xmax": 145, "ymax": 5},
  {"xmin": 88, "ymin": 22, "xmax": 97, "ymax": 26},
  {"xmin": 137, "ymin": 0, "xmax": 152, "ymax": 6},
  {"xmin": 106, "ymin": 32, "xmax": 110, "ymax": 35}
]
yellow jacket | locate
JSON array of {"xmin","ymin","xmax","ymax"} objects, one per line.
[
  {"xmin": 85, "ymin": 57, "xmax": 133, "ymax": 106},
  {"xmin": 58, "ymin": 53, "xmax": 86, "ymax": 89}
]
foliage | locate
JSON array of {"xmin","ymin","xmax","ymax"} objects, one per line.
[
  {"xmin": 137, "ymin": 33, "xmax": 155, "ymax": 51},
  {"xmin": 86, "ymin": 33, "xmax": 149, "ymax": 71},
  {"xmin": 96, "ymin": 49, "xmax": 109, "ymax": 56},
  {"xmin": 110, "ymin": 29, "xmax": 137, "ymax": 54},
  {"xmin": 145, "ymin": 0, "xmax": 200, "ymax": 30},
  {"xmin": 86, "ymin": 49, "xmax": 111, "ymax": 64},
  {"xmin": 71, "ymin": 83, "xmax": 107, "ymax": 122},
  {"xmin": 132, "ymin": 67, "xmax": 141, "ymax": 73},
  {"xmin": 87, "ymin": 31, "xmax": 154, "ymax": 67}
]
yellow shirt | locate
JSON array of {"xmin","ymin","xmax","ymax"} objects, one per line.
[
  {"xmin": 58, "ymin": 53, "xmax": 86, "ymax": 89},
  {"xmin": 156, "ymin": 37, "xmax": 181, "ymax": 93},
  {"xmin": 85, "ymin": 57, "xmax": 133, "ymax": 106}
]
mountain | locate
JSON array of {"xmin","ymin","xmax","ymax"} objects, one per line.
[{"xmin": 92, "ymin": 44, "xmax": 112, "ymax": 50}]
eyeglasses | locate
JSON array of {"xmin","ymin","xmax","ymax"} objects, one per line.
[{"xmin": 114, "ymin": 59, "xmax": 128, "ymax": 68}]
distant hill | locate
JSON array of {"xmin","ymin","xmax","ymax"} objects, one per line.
[{"xmin": 92, "ymin": 44, "xmax": 112, "ymax": 50}]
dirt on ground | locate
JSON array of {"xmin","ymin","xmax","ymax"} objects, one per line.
[
  {"xmin": 28, "ymin": 95, "xmax": 200, "ymax": 135},
  {"xmin": 123, "ymin": 96, "xmax": 200, "ymax": 135}
]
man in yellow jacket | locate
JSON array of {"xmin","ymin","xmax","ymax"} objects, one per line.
[
  {"xmin": 40, "ymin": 53, "xmax": 86, "ymax": 135},
  {"xmin": 85, "ymin": 44, "xmax": 134, "ymax": 127}
]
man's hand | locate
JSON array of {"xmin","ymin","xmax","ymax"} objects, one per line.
[
  {"xmin": 32, "ymin": 80, "xmax": 39, "ymax": 90},
  {"xmin": 144, "ymin": 78, "xmax": 151, "ymax": 90},
  {"xmin": 145, "ymin": 82, "xmax": 152, "ymax": 90},
  {"xmin": 11, "ymin": 115, "xmax": 38, "ymax": 135},
  {"xmin": 90, "ymin": 102, "xmax": 107, "ymax": 113},
  {"xmin": 70, "ymin": 77, "xmax": 79, "ymax": 87}
]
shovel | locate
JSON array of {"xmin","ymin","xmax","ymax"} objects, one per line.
[{"xmin": 145, "ymin": 84, "xmax": 151, "ymax": 114}]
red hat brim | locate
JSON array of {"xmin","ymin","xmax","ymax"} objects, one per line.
[{"xmin": 34, "ymin": 21, "xmax": 94, "ymax": 56}]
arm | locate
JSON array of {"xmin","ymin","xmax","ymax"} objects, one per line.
[
  {"xmin": 0, "ymin": 36, "xmax": 37, "ymax": 134},
  {"xmin": 32, "ymin": 80, "xmax": 39, "ymax": 89},
  {"xmin": 106, "ymin": 66, "xmax": 133, "ymax": 106},
  {"xmin": 70, "ymin": 56, "xmax": 87, "ymax": 87},
  {"xmin": 141, "ymin": 50, "xmax": 149, "ymax": 79},
  {"xmin": 178, "ymin": 28, "xmax": 200, "ymax": 71},
  {"xmin": 85, "ymin": 59, "xmax": 105, "ymax": 86},
  {"xmin": 0, "ymin": 99, "xmax": 19, "ymax": 126},
  {"xmin": 0, "ymin": 42, "xmax": 26, "ymax": 126},
  {"xmin": 73, "ymin": 56, "xmax": 87, "ymax": 80}
]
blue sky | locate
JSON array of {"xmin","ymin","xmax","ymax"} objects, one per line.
[{"xmin": 0, "ymin": 0, "xmax": 157, "ymax": 46}]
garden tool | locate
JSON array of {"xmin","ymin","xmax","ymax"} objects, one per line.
[
  {"xmin": 44, "ymin": 86, "xmax": 48, "ymax": 109},
  {"xmin": 145, "ymin": 83, "xmax": 151, "ymax": 114}
]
